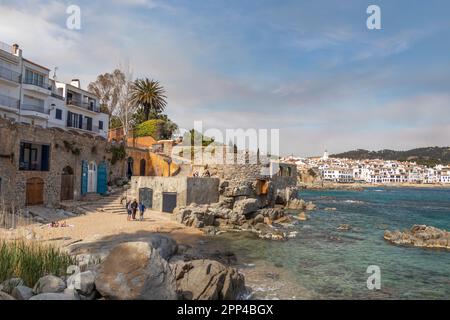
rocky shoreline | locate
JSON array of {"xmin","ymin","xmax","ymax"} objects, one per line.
[
  {"xmin": 384, "ymin": 225, "xmax": 450, "ymax": 250},
  {"xmin": 175, "ymin": 197, "xmax": 316, "ymax": 241}
]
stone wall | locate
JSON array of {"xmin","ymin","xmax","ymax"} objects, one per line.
[
  {"xmin": 186, "ymin": 177, "xmax": 220, "ymax": 205},
  {"xmin": 0, "ymin": 118, "xmax": 124, "ymax": 208}
]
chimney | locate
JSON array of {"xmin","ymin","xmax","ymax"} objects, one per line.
[
  {"xmin": 12, "ymin": 43, "xmax": 22, "ymax": 57},
  {"xmin": 71, "ymin": 79, "xmax": 80, "ymax": 88}
]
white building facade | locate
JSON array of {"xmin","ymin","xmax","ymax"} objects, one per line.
[{"xmin": 0, "ymin": 41, "xmax": 108, "ymax": 138}]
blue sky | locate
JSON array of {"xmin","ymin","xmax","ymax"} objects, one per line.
[{"xmin": 1, "ymin": 0, "xmax": 449, "ymax": 156}]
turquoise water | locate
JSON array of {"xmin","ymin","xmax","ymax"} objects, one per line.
[{"xmin": 210, "ymin": 188, "xmax": 450, "ymax": 299}]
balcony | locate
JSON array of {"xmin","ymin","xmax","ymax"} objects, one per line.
[
  {"xmin": 0, "ymin": 93, "xmax": 19, "ymax": 110},
  {"xmin": 23, "ymin": 78, "xmax": 50, "ymax": 90},
  {"xmin": 0, "ymin": 65, "xmax": 21, "ymax": 83},
  {"xmin": 67, "ymin": 99, "xmax": 100, "ymax": 112},
  {"xmin": 51, "ymin": 92, "xmax": 65, "ymax": 100},
  {"xmin": 67, "ymin": 121, "xmax": 100, "ymax": 134},
  {"xmin": 21, "ymin": 104, "xmax": 50, "ymax": 114}
]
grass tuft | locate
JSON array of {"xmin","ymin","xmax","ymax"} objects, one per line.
[{"xmin": 0, "ymin": 240, "xmax": 76, "ymax": 287}]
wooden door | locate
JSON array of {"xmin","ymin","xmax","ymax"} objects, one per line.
[
  {"xmin": 61, "ymin": 174, "xmax": 74, "ymax": 200},
  {"xmin": 26, "ymin": 177, "xmax": 44, "ymax": 206}
]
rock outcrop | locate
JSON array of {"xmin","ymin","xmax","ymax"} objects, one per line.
[
  {"xmin": 384, "ymin": 225, "xmax": 450, "ymax": 250},
  {"xmin": 33, "ymin": 275, "xmax": 66, "ymax": 294},
  {"xmin": 286, "ymin": 198, "xmax": 316, "ymax": 211},
  {"xmin": 94, "ymin": 241, "xmax": 177, "ymax": 300},
  {"xmin": 172, "ymin": 259, "xmax": 246, "ymax": 300},
  {"xmin": 176, "ymin": 203, "xmax": 295, "ymax": 240}
]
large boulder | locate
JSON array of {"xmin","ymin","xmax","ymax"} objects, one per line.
[
  {"xmin": 147, "ymin": 234, "xmax": 179, "ymax": 260},
  {"xmin": 0, "ymin": 278, "xmax": 24, "ymax": 294},
  {"xmin": 29, "ymin": 293, "xmax": 80, "ymax": 300},
  {"xmin": 95, "ymin": 242, "xmax": 177, "ymax": 300},
  {"xmin": 67, "ymin": 270, "xmax": 96, "ymax": 296},
  {"xmin": 173, "ymin": 259, "xmax": 246, "ymax": 300},
  {"xmin": 11, "ymin": 285, "xmax": 34, "ymax": 300},
  {"xmin": 33, "ymin": 275, "xmax": 66, "ymax": 294},
  {"xmin": 287, "ymin": 198, "xmax": 306, "ymax": 210},
  {"xmin": 0, "ymin": 291, "xmax": 15, "ymax": 300},
  {"xmin": 233, "ymin": 199, "xmax": 258, "ymax": 216}
]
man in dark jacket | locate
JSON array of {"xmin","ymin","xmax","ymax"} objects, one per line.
[{"xmin": 131, "ymin": 199, "xmax": 138, "ymax": 220}]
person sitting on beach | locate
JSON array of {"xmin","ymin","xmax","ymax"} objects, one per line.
[
  {"xmin": 131, "ymin": 199, "xmax": 138, "ymax": 220},
  {"xmin": 138, "ymin": 201, "xmax": 146, "ymax": 221}
]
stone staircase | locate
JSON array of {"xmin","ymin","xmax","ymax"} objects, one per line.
[{"xmin": 76, "ymin": 191, "xmax": 127, "ymax": 215}]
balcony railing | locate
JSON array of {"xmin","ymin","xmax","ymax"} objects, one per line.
[
  {"xmin": 51, "ymin": 92, "xmax": 65, "ymax": 100},
  {"xmin": 0, "ymin": 93, "xmax": 19, "ymax": 109},
  {"xmin": 23, "ymin": 78, "xmax": 50, "ymax": 90},
  {"xmin": 67, "ymin": 121, "xmax": 100, "ymax": 133},
  {"xmin": 67, "ymin": 99, "xmax": 100, "ymax": 112},
  {"xmin": 0, "ymin": 65, "xmax": 21, "ymax": 83},
  {"xmin": 21, "ymin": 104, "xmax": 49, "ymax": 114}
]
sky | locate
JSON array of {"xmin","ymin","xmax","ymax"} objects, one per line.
[{"xmin": 0, "ymin": 0, "xmax": 449, "ymax": 156}]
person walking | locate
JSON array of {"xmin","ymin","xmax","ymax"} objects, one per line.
[
  {"xmin": 131, "ymin": 199, "xmax": 138, "ymax": 220},
  {"xmin": 138, "ymin": 201, "xmax": 146, "ymax": 221},
  {"xmin": 126, "ymin": 200, "xmax": 132, "ymax": 221}
]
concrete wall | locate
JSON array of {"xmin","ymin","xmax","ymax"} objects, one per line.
[{"xmin": 130, "ymin": 176, "xmax": 220, "ymax": 211}]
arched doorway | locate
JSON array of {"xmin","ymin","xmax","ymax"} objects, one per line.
[
  {"xmin": 88, "ymin": 161, "xmax": 97, "ymax": 193},
  {"xmin": 26, "ymin": 177, "xmax": 44, "ymax": 206},
  {"xmin": 140, "ymin": 159, "xmax": 146, "ymax": 176},
  {"xmin": 61, "ymin": 166, "xmax": 74, "ymax": 200},
  {"xmin": 127, "ymin": 157, "xmax": 134, "ymax": 179}
]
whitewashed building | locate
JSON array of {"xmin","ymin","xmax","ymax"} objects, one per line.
[{"xmin": 0, "ymin": 41, "xmax": 108, "ymax": 138}]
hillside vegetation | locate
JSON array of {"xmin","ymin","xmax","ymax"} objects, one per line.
[{"xmin": 331, "ymin": 147, "xmax": 450, "ymax": 167}]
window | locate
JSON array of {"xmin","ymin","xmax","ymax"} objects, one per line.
[
  {"xmin": 99, "ymin": 120, "xmax": 104, "ymax": 130},
  {"xmin": 55, "ymin": 109, "xmax": 62, "ymax": 120},
  {"xmin": 19, "ymin": 142, "xmax": 50, "ymax": 171},
  {"xmin": 67, "ymin": 111, "xmax": 83, "ymax": 129},
  {"xmin": 85, "ymin": 116, "xmax": 93, "ymax": 131},
  {"xmin": 25, "ymin": 69, "xmax": 45, "ymax": 87}
]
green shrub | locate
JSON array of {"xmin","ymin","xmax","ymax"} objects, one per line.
[
  {"xmin": 134, "ymin": 119, "xmax": 166, "ymax": 139},
  {"xmin": 110, "ymin": 144, "xmax": 126, "ymax": 165},
  {"xmin": 0, "ymin": 240, "xmax": 76, "ymax": 287}
]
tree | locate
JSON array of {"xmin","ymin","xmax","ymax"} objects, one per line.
[
  {"xmin": 130, "ymin": 78, "xmax": 167, "ymax": 121},
  {"xmin": 88, "ymin": 69, "xmax": 124, "ymax": 122}
]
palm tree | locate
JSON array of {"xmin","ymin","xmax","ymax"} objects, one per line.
[{"xmin": 130, "ymin": 78, "xmax": 167, "ymax": 121}]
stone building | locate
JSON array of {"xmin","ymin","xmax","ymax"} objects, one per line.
[
  {"xmin": 129, "ymin": 176, "xmax": 220, "ymax": 213},
  {"xmin": 0, "ymin": 118, "xmax": 123, "ymax": 208}
]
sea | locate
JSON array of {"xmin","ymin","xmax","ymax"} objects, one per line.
[{"xmin": 205, "ymin": 187, "xmax": 450, "ymax": 299}]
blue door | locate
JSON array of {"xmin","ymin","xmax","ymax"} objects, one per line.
[
  {"xmin": 97, "ymin": 161, "xmax": 108, "ymax": 195},
  {"xmin": 81, "ymin": 160, "xmax": 88, "ymax": 195}
]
